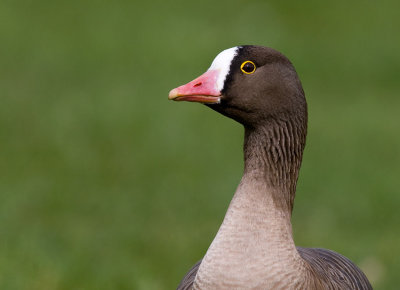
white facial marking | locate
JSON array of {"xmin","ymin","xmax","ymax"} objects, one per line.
[{"xmin": 208, "ymin": 47, "xmax": 239, "ymax": 92}]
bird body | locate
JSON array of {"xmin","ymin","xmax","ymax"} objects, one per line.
[{"xmin": 169, "ymin": 46, "xmax": 372, "ymax": 290}]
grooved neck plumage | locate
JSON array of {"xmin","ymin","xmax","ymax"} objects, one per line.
[
  {"xmin": 192, "ymin": 113, "xmax": 310, "ymax": 289},
  {"xmin": 243, "ymin": 112, "xmax": 307, "ymax": 213}
]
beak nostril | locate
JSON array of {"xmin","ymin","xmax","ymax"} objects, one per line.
[{"xmin": 194, "ymin": 82, "xmax": 202, "ymax": 87}]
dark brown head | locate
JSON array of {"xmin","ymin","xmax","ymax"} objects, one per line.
[{"xmin": 169, "ymin": 45, "xmax": 307, "ymax": 128}]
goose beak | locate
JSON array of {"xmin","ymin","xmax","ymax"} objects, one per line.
[{"xmin": 168, "ymin": 70, "xmax": 221, "ymax": 104}]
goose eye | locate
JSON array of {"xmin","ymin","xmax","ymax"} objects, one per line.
[{"xmin": 240, "ymin": 61, "xmax": 256, "ymax": 74}]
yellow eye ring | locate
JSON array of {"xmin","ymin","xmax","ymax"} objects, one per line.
[{"xmin": 240, "ymin": 60, "xmax": 256, "ymax": 74}]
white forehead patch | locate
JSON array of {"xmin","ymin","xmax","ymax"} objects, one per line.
[{"xmin": 208, "ymin": 47, "xmax": 239, "ymax": 91}]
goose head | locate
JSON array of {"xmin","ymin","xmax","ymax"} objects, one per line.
[{"xmin": 169, "ymin": 45, "xmax": 306, "ymax": 127}]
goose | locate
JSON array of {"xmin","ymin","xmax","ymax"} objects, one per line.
[{"xmin": 168, "ymin": 45, "xmax": 372, "ymax": 290}]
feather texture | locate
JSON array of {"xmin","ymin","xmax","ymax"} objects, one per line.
[{"xmin": 177, "ymin": 248, "xmax": 372, "ymax": 290}]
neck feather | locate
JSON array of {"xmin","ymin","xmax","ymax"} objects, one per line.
[
  {"xmin": 193, "ymin": 113, "xmax": 309, "ymax": 289},
  {"xmin": 243, "ymin": 113, "xmax": 307, "ymax": 212}
]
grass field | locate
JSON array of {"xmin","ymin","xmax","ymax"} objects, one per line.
[{"xmin": 1, "ymin": 0, "xmax": 399, "ymax": 289}]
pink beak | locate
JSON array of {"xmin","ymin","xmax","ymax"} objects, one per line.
[{"xmin": 168, "ymin": 70, "xmax": 221, "ymax": 104}]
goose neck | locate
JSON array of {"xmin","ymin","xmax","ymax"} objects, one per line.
[{"xmin": 243, "ymin": 115, "xmax": 306, "ymax": 212}]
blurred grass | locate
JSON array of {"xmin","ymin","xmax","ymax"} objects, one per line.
[{"xmin": 0, "ymin": 0, "xmax": 399, "ymax": 289}]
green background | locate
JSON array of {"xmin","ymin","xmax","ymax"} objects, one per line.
[{"xmin": 1, "ymin": 0, "xmax": 399, "ymax": 289}]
